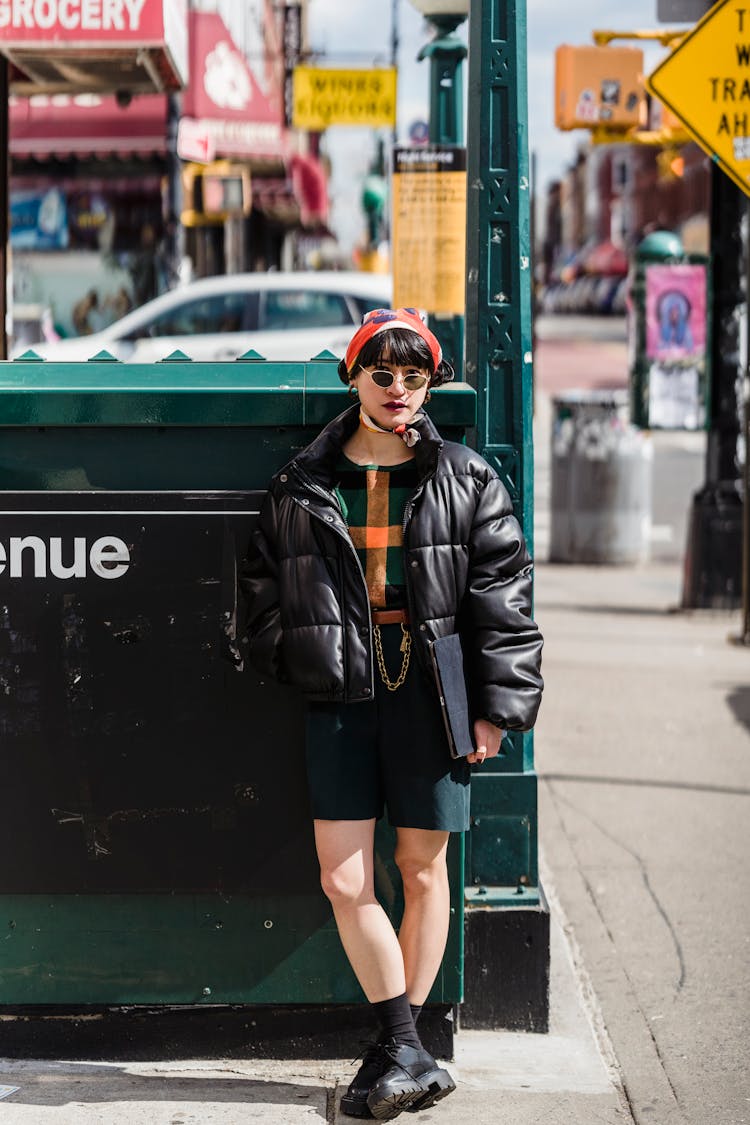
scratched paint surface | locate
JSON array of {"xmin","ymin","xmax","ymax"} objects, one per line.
[
  {"xmin": 0, "ymin": 489, "xmax": 463, "ymax": 1005},
  {"xmin": 0, "ymin": 490, "xmax": 320, "ymax": 895}
]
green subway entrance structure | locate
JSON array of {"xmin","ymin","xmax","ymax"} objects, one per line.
[{"xmin": 0, "ymin": 0, "xmax": 546, "ymax": 1056}]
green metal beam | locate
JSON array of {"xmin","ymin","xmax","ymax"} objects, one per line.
[
  {"xmin": 466, "ymin": 0, "xmax": 534, "ymax": 541},
  {"xmin": 464, "ymin": 0, "xmax": 538, "ymax": 896}
]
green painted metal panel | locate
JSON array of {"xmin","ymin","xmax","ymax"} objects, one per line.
[
  {"xmin": 464, "ymin": 0, "xmax": 539, "ymax": 894},
  {"xmin": 0, "ymin": 357, "xmax": 474, "ymax": 1007},
  {"xmin": 0, "ymin": 834, "xmax": 463, "ymax": 1005},
  {"xmin": 0, "ymin": 359, "xmax": 475, "ymax": 430},
  {"xmin": 466, "ymin": 0, "xmax": 534, "ymax": 537},
  {"xmin": 467, "ymin": 772, "xmax": 538, "ymax": 891},
  {"xmin": 0, "ymin": 361, "xmax": 475, "ymax": 492}
]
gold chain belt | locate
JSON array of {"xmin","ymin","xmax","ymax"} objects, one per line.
[{"xmin": 372, "ymin": 621, "xmax": 411, "ymax": 691}]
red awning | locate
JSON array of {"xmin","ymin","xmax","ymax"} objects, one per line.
[
  {"xmin": 290, "ymin": 152, "xmax": 329, "ymax": 226},
  {"xmin": 251, "ymin": 154, "xmax": 328, "ymax": 229},
  {"xmin": 10, "ymin": 93, "xmax": 168, "ymax": 161},
  {"xmin": 9, "ymin": 10, "xmax": 286, "ymax": 166}
]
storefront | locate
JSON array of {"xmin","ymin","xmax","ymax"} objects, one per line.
[
  {"xmin": 4, "ymin": 4, "xmax": 329, "ymax": 346},
  {"xmin": 10, "ymin": 93, "xmax": 170, "ymax": 340},
  {"xmin": 178, "ymin": 8, "xmax": 329, "ymax": 278},
  {"xmin": 0, "ymin": 0, "xmax": 187, "ymax": 347}
]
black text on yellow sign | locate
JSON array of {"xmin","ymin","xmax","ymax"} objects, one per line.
[
  {"xmin": 391, "ymin": 146, "xmax": 467, "ymax": 316},
  {"xmin": 646, "ymin": 0, "xmax": 750, "ymax": 196},
  {"xmin": 292, "ymin": 66, "xmax": 397, "ymax": 130}
]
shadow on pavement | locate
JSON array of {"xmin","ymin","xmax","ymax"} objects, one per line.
[
  {"xmin": 726, "ymin": 684, "xmax": 750, "ymax": 735},
  {"xmin": 0, "ymin": 1066, "xmax": 328, "ymax": 1110},
  {"xmin": 541, "ymin": 772, "xmax": 750, "ymax": 798}
]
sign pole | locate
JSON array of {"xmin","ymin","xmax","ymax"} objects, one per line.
[
  {"xmin": 419, "ymin": 13, "xmax": 467, "ymax": 376},
  {"xmin": 646, "ymin": 0, "xmax": 748, "ymax": 608},
  {"xmin": 681, "ymin": 164, "xmax": 745, "ymax": 609},
  {"xmin": 743, "ymin": 296, "xmax": 750, "ymax": 640},
  {"xmin": 461, "ymin": 0, "xmax": 548, "ymax": 1032}
]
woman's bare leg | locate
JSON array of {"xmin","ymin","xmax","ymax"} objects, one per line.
[
  {"xmin": 394, "ymin": 828, "xmax": 451, "ymax": 1005},
  {"xmin": 314, "ymin": 818, "xmax": 406, "ymax": 1002}
]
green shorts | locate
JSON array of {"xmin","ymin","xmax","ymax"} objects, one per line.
[{"xmin": 305, "ymin": 624, "xmax": 471, "ymax": 831}]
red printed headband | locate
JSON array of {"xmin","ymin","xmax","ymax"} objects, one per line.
[{"xmin": 344, "ymin": 307, "xmax": 442, "ymax": 375}]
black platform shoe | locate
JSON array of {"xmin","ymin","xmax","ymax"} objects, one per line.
[
  {"xmin": 366, "ymin": 1040, "xmax": 456, "ymax": 1121},
  {"xmin": 340, "ymin": 1041, "xmax": 389, "ymax": 1118}
]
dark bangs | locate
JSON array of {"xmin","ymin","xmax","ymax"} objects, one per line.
[{"xmin": 356, "ymin": 328, "xmax": 434, "ymax": 373}]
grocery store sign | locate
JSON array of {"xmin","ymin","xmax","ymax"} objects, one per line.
[
  {"xmin": 646, "ymin": 0, "xmax": 750, "ymax": 195},
  {"xmin": 0, "ymin": 0, "xmax": 187, "ymax": 94},
  {"xmin": 0, "ymin": 0, "xmax": 158, "ymax": 38}
]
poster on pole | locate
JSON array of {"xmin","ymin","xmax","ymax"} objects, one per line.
[
  {"xmin": 645, "ymin": 262, "xmax": 708, "ymax": 429},
  {"xmin": 391, "ymin": 145, "xmax": 466, "ymax": 315}
]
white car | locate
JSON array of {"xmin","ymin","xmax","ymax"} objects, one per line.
[{"xmin": 16, "ymin": 271, "xmax": 393, "ymax": 364}]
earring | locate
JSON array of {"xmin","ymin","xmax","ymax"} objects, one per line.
[{"xmin": 348, "ymin": 384, "xmax": 358, "ymax": 397}]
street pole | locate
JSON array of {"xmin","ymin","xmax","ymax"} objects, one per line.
[
  {"xmin": 682, "ymin": 165, "xmax": 745, "ymax": 609},
  {"xmin": 743, "ymin": 355, "xmax": 750, "ymax": 642},
  {"xmin": 462, "ymin": 0, "xmax": 548, "ymax": 1031},
  {"xmin": 163, "ymin": 92, "xmax": 184, "ymax": 291},
  {"xmin": 676, "ymin": 0, "xmax": 746, "ymax": 612},
  {"xmin": 390, "ymin": 0, "xmax": 399, "ymax": 150},
  {"xmin": 739, "ymin": 194, "xmax": 750, "ymax": 645},
  {"xmin": 417, "ymin": 11, "xmax": 467, "ymax": 375}
]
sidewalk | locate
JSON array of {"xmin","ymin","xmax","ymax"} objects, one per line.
[
  {"xmin": 0, "ymin": 902, "xmax": 631, "ymax": 1123},
  {"xmin": 532, "ymin": 383, "xmax": 750, "ymax": 1125}
]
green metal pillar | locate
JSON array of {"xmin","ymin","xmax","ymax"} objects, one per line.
[
  {"xmin": 462, "ymin": 0, "xmax": 548, "ymax": 1031},
  {"xmin": 415, "ymin": 12, "xmax": 468, "ymax": 375},
  {"xmin": 420, "ymin": 16, "xmax": 467, "ymax": 146}
]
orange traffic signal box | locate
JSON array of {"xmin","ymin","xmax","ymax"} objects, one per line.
[{"xmin": 555, "ymin": 45, "xmax": 645, "ymax": 131}]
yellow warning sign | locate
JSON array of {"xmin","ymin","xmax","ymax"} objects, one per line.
[
  {"xmin": 292, "ymin": 67, "xmax": 397, "ymax": 130},
  {"xmin": 646, "ymin": 0, "xmax": 750, "ymax": 195},
  {"xmin": 391, "ymin": 146, "xmax": 467, "ymax": 316}
]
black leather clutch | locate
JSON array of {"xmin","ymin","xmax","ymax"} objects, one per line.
[{"xmin": 429, "ymin": 634, "xmax": 476, "ymax": 759}]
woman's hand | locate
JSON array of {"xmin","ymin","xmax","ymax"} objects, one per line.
[{"xmin": 467, "ymin": 719, "xmax": 505, "ymax": 764}]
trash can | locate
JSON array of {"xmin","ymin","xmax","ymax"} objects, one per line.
[{"xmin": 550, "ymin": 389, "xmax": 653, "ymax": 564}]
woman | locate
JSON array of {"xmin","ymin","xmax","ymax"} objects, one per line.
[{"xmin": 242, "ymin": 308, "xmax": 543, "ymax": 1121}]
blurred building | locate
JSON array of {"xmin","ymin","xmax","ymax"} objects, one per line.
[{"xmin": 540, "ymin": 138, "xmax": 710, "ymax": 294}]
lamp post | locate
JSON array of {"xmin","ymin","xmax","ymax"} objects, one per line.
[{"xmin": 407, "ymin": 0, "xmax": 469, "ymax": 374}]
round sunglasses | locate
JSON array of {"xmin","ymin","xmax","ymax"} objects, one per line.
[{"xmin": 361, "ymin": 366, "xmax": 429, "ymax": 391}]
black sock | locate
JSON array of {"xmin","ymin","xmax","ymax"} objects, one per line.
[
  {"xmin": 409, "ymin": 1003, "xmax": 423, "ymax": 1026},
  {"xmin": 371, "ymin": 992, "xmax": 421, "ymax": 1049}
]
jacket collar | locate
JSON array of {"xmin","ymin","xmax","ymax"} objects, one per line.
[{"xmin": 292, "ymin": 402, "xmax": 443, "ymax": 491}]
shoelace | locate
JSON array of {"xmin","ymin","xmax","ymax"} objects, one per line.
[
  {"xmin": 380, "ymin": 1038, "xmax": 413, "ymax": 1062},
  {"xmin": 351, "ymin": 1038, "xmax": 384, "ymax": 1068}
]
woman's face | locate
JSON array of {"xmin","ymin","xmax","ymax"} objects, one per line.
[{"xmin": 350, "ymin": 359, "xmax": 430, "ymax": 430}]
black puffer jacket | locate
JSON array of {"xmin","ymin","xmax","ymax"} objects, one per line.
[{"xmin": 241, "ymin": 403, "xmax": 543, "ymax": 731}]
